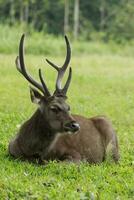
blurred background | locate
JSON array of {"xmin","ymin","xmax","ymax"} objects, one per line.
[
  {"xmin": 0, "ymin": 2, "xmax": 134, "ymax": 199},
  {"xmin": 0, "ymin": 0, "xmax": 134, "ymax": 55}
]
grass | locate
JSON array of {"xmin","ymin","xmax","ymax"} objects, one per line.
[
  {"xmin": 0, "ymin": 52, "xmax": 134, "ymax": 199},
  {"xmin": 0, "ymin": 24, "xmax": 134, "ymax": 57}
]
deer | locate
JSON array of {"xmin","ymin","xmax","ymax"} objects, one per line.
[{"xmin": 8, "ymin": 34, "xmax": 119, "ymax": 164}]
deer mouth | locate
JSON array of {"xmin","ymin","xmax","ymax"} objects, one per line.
[{"xmin": 63, "ymin": 121, "xmax": 80, "ymax": 133}]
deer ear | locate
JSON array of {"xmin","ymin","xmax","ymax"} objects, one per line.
[{"xmin": 30, "ymin": 87, "xmax": 42, "ymax": 104}]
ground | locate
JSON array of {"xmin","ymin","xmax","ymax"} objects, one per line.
[{"xmin": 0, "ymin": 54, "xmax": 133, "ymax": 199}]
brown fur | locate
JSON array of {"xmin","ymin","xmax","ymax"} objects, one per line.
[
  {"xmin": 44, "ymin": 115, "xmax": 119, "ymax": 163},
  {"xmin": 8, "ymin": 34, "xmax": 119, "ymax": 164},
  {"xmin": 9, "ymin": 109, "xmax": 119, "ymax": 164}
]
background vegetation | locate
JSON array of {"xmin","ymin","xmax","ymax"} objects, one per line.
[
  {"xmin": 0, "ymin": 0, "xmax": 134, "ymax": 42},
  {"xmin": 0, "ymin": 0, "xmax": 134, "ymax": 199}
]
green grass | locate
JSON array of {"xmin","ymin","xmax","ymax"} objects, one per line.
[
  {"xmin": 0, "ymin": 24, "xmax": 134, "ymax": 57},
  {"xmin": 0, "ymin": 53, "xmax": 134, "ymax": 199}
]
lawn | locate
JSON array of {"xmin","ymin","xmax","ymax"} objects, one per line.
[{"xmin": 0, "ymin": 53, "xmax": 134, "ymax": 199}]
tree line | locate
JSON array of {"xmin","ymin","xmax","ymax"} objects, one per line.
[{"xmin": 0, "ymin": 0, "xmax": 134, "ymax": 42}]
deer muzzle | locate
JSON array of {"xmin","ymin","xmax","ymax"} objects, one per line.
[{"xmin": 64, "ymin": 121, "xmax": 80, "ymax": 133}]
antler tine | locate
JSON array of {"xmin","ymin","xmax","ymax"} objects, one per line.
[
  {"xmin": 16, "ymin": 34, "xmax": 50, "ymax": 96},
  {"xmin": 62, "ymin": 67, "xmax": 72, "ymax": 95},
  {"xmin": 62, "ymin": 35, "xmax": 71, "ymax": 71},
  {"xmin": 46, "ymin": 35, "xmax": 71, "ymax": 91},
  {"xmin": 39, "ymin": 69, "xmax": 51, "ymax": 97},
  {"xmin": 54, "ymin": 67, "xmax": 72, "ymax": 96},
  {"xmin": 15, "ymin": 56, "xmax": 24, "ymax": 74},
  {"xmin": 46, "ymin": 59, "xmax": 59, "ymax": 71}
]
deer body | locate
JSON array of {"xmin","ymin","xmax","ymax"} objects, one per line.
[
  {"xmin": 45, "ymin": 115, "xmax": 119, "ymax": 163},
  {"xmin": 9, "ymin": 112, "xmax": 119, "ymax": 163},
  {"xmin": 8, "ymin": 35, "xmax": 119, "ymax": 164}
]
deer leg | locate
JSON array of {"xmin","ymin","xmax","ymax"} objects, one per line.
[
  {"xmin": 91, "ymin": 116, "xmax": 120, "ymax": 162},
  {"xmin": 60, "ymin": 150, "xmax": 82, "ymax": 163},
  {"xmin": 8, "ymin": 138, "xmax": 23, "ymax": 158},
  {"xmin": 111, "ymin": 133, "xmax": 120, "ymax": 162}
]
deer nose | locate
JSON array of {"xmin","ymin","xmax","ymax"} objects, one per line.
[
  {"xmin": 70, "ymin": 121, "xmax": 80, "ymax": 131},
  {"xmin": 64, "ymin": 121, "xmax": 80, "ymax": 132}
]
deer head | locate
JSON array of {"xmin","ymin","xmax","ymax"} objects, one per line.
[{"xmin": 15, "ymin": 34, "xmax": 80, "ymax": 134}]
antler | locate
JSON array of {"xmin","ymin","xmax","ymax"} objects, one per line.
[
  {"xmin": 46, "ymin": 35, "xmax": 72, "ymax": 96},
  {"xmin": 16, "ymin": 34, "xmax": 51, "ymax": 97}
]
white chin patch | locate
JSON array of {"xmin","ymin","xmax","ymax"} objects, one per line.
[
  {"xmin": 67, "ymin": 131, "xmax": 78, "ymax": 135},
  {"xmin": 67, "ymin": 131, "xmax": 73, "ymax": 135}
]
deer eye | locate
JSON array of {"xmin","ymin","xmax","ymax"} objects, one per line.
[{"xmin": 50, "ymin": 106, "xmax": 60, "ymax": 113}]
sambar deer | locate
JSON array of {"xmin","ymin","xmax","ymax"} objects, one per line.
[{"xmin": 8, "ymin": 34, "xmax": 119, "ymax": 164}]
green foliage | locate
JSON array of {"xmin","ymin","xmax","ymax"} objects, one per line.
[
  {"xmin": 0, "ymin": 0, "xmax": 134, "ymax": 42},
  {"xmin": 0, "ymin": 53, "xmax": 134, "ymax": 199},
  {"xmin": 106, "ymin": 0, "xmax": 134, "ymax": 42}
]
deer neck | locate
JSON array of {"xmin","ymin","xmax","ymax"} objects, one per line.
[{"xmin": 30, "ymin": 109, "xmax": 57, "ymax": 139}]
